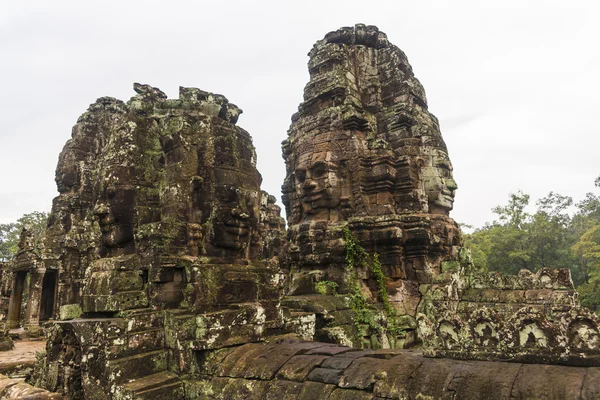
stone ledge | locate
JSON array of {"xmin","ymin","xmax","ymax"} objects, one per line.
[{"xmin": 189, "ymin": 339, "xmax": 600, "ymax": 399}]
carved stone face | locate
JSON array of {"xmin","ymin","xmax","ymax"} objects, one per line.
[
  {"xmin": 55, "ymin": 165, "xmax": 79, "ymax": 194},
  {"xmin": 93, "ymin": 185, "xmax": 135, "ymax": 255},
  {"xmin": 207, "ymin": 167, "xmax": 260, "ymax": 255},
  {"xmin": 294, "ymin": 151, "xmax": 342, "ymax": 221},
  {"xmin": 54, "ymin": 145, "xmax": 81, "ymax": 194},
  {"xmin": 422, "ymin": 149, "xmax": 458, "ymax": 214}
]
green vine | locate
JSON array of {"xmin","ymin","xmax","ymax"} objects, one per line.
[
  {"xmin": 315, "ymin": 280, "xmax": 339, "ymax": 295},
  {"xmin": 343, "ymin": 227, "xmax": 400, "ymax": 341}
]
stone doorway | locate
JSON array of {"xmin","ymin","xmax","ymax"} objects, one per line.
[{"xmin": 40, "ymin": 269, "xmax": 58, "ymax": 321}]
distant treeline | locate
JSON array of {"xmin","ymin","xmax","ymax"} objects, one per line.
[
  {"xmin": 463, "ymin": 176, "xmax": 600, "ymax": 312},
  {"xmin": 0, "ymin": 211, "xmax": 48, "ymax": 262}
]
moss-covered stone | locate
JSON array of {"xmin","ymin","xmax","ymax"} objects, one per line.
[{"xmin": 59, "ymin": 304, "xmax": 82, "ymax": 321}]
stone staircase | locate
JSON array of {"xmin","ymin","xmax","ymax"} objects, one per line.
[
  {"xmin": 105, "ymin": 308, "xmax": 185, "ymax": 399},
  {"xmin": 120, "ymin": 371, "xmax": 183, "ymax": 399}
]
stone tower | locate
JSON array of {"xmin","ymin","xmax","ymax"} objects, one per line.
[{"xmin": 281, "ymin": 25, "xmax": 461, "ymax": 340}]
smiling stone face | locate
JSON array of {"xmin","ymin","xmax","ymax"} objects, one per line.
[
  {"xmin": 55, "ymin": 160, "xmax": 80, "ymax": 194},
  {"xmin": 210, "ymin": 171, "xmax": 260, "ymax": 254},
  {"xmin": 293, "ymin": 150, "xmax": 343, "ymax": 221},
  {"xmin": 422, "ymin": 148, "xmax": 458, "ymax": 215},
  {"xmin": 93, "ymin": 185, "xmax": 136, "ymax": 257},
  {"xmin": 191, "ymin": 117, "xmax": 264, "ymax": 261}
]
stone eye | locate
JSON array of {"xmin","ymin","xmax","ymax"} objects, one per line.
[
  {"xmin": 295, "ymin": 170, "xmax": 306, "ymax": 183},
  {"xmin": 229, "ymin": 189, "xmax": 239, "ymax": 202},
  {"xmin": 437, "ymin": 164, "xmax": 451, "ymax": 178},
  {"xmin": 312, "ymin": 163, "xmax": 327, "ymax": 178}
]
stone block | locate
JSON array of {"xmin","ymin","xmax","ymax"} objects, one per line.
[
  {"xmin": 276, "ymin": 355, "xmax": 328, "ymax": 382},
  {"xmin": 510, "ymin": 364, "xmax": 587, "ymax": 399},
  {"xmin": 297, "ymin": 381, "xmax": 336, "ymax": 400},
  {"xmin": 59, "ymin": 304, "xmax": 82, "ymax": 321},
  {"xmin": 307, "ymin": 367, "xmax": 344, "ymax": 385}
]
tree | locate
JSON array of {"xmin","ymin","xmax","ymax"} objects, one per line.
[
  {"xmin": 491, "ymin": 191, "xmax": 530, "ymax": 228},
  {"xmin": 0, "ymin": 211, "xmax": 49, "ymax": 261},
  {"xmin": 462, "ymin": 176, "xmax": 600, "ymax": 313},
  {"xmin": 572, "ymin": 224, "xmax": 600, "ymax": 311},
  {"xmin": 572, "ymin": 176, "xmax": 600, "ymax": 236},
  {"xmin": 466, "ymin": 191, "xmax": 577, "ymax": 276},
  {"xmin": 486, "ymin": 191, "xmax": 535, "ymax": 274}
]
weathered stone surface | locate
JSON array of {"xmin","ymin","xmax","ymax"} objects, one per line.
[
  {"xmin": 4, "ymin": 23, "xmax": 600, "ymax": 399},
  {"xmin": 276, "ymin": 355, "xmax": 328, "ymax": 381},
  {"xmin": 297, "ymin": 381, "xmax": 336, "ymax": 400},
  {"xmin": 0, "ymin": 373, "xmax": 62, "ymax": 399},
  {"xmin": 0, "ymin": 262, "xmax": 12, "ymax": 351},
  {"xmin": 262, "ymin": 380, "xmax": 303, "ymax": 400},
  {"xmin": 22, "ymin": 84, "xmax": 288, "ymax": 399},
  {"xmin": 279, "ymin": 23, "xmax": 463, "ymax": 347},
  {"xmin": 582, "ymin": 367, "xmax": 600, "ymax": 399},
  {"xmin": 190, "ymin": 339, "xmax": 600, "ymax": 399},
  {"xmin": 511, "ymin": 364, "xmax": 587, "ymax": 399},
  {"xmin": 216, "ymin": 339, "xmax": 326, "ymax": 380},
  {"xmin": 5, "ymin": 82, "xmax": 286, "ymax": 335},
  {"xmin": 307, "ymin": 367, "xmax": 345, "ymax": 385},
  {"xmin": 282, "ymin": 23, "xmax": 460, "ymax": 286},
  {"xmin": 329, "ymin": 388, "xmax": 376, "ymax": 400},
  {"xmin": 418, "ymin": 274, "xmax": 600, "ymax": 365},
  {"xmin": 213, "ymin": 377, "xmax": 269, "ymax": 400},
  {"xmin": 260, "ymin": 191, "xmax": 286, "ymax": 259}
]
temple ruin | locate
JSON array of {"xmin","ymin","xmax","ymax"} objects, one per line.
[{"xmin": 0, "ymin": 24, "xmax": 598, "ymax": 399}]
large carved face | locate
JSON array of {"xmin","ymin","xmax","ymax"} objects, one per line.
[
  {"xmin": 210, "ymin": 168, "xmax": 260, "ymax": 252},
  {"xmin": 55, "ymin": 144, "xmax": 82, "ymax": 194},
  {"xmin": 422, "ymin": 148, "xmax": 457, "ymax": 214},
  {"xmin": 55, "ymin": 164, "xmax": 79, "ymax": 194},
  {"xmin": 294, "ymin": 150, "xmax": 342, "ymax": 221},
  {"xmin": 93, "ymin": 184, "xmax": 135, "ymax": 255}
]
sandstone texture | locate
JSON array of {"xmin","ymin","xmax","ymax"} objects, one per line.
[
  {"xmin": 187, "ymin": 338, "xmax": 600, "ymax": 400},
  {"xmin": 0, "ymin": 23, "xmax": 598, "ymax": 399}
]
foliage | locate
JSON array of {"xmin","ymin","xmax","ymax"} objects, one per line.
[
  {"xmin": 572, "ymin": 224, "xmax": 600, "ymax": 312},
  {"xmin": 465, "ymin": 190, "xmax": 577, "ymax": 276},
  {"xmin": 343, "ymin": 227, "xmax": 400, "ymax": 342},
  {"xmin": 463, "ymin": 175, "xmax": 600, "ymax": 311},
  {"xmin": 315, "ymin": 280, "xmax": 338, "ymax": 295},
  {"xmin": 0, "ymin": 211, "xmax": 49, "ymax": 261}
]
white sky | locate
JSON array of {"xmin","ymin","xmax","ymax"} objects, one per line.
[{"xmin": 1, "ymin": 0, "xmax": 598, "ymax": 228}]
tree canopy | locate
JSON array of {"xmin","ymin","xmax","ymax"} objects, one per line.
[
  {"xmin": 0, "ymin": 211, "xmax": 49, "ymax": 261},
  {"xmin": 464, "ymin": 176, "xmax": 600, "ymax": 312}
]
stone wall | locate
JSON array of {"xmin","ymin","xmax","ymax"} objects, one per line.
[{"xmin": 419, "ymin": 267, "xmax": 600, "ymax": 365}]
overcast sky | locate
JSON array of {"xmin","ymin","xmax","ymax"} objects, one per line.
[{"xmin": 1, "ymin": 0, "xmax": 598, "ymax": 228}]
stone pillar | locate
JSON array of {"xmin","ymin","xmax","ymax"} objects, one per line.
[
  {"xmin": 7, "ymin": 271, "xmax": 27, "ymax": 329},
  {"xmin": 24, "ymin": 268, "xmax": 45, "ymax": 335}
]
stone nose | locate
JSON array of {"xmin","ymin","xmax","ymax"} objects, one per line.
[
  {"xmin": 231, "ymin": 206, "xmax": 250, "ymax": 220},
  {"xmin": 302, "ymin": 179, "xmax": 317, "ymax": 192},
  {"xmin": 93, "ymin": 203, "xmax": 109, "ymax": 217},
  {"xmin": 446, "ymin": 177, "xmax": 458, "ymax": 191}
]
